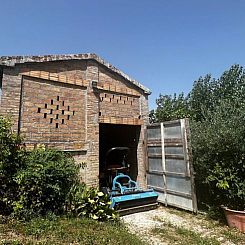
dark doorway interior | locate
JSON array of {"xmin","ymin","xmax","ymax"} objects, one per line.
[{"xmin": 99, "ymin": 123, "xmax": 141, "ymax": 188}]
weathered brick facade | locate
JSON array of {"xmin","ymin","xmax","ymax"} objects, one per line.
[{"xmin": 0, "ymin": 54, "xmax": 150, "ymax": 187}]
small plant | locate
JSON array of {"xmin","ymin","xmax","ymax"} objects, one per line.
[{"xmin": 66, "ymin": 183, "xmax": 118, "ymax": 221}]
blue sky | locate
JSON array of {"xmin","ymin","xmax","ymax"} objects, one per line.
[{"xmin": 1, "ymin": 0, "xmax": 245, "ymax": 108}]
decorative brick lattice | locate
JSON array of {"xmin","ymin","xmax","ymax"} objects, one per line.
[
  {"xmin": 37, "ymin": 95, "xmax": 75, "ymax": 128},
  {"xmin": 99, "ymin": 92, "xmax": 140, "ymax": 119}
]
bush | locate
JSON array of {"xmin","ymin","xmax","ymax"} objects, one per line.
[
  {"xmin": 0, "ymin": 116, "xmax": 116, "ymax": 221},
  {"xmin": 66, "ymin": 183, "xmax": 118, "ymax": 221},
  {"xmin": 13, "ymin": 148, "xmax": 79, "ymax": 218},
  {"xmin": 0, "ymin": 116, "xmax": 24, "ymax": 215},
  {"xmin": 191, "ymin": 100, "xmax": 245, "ymax": 210}
]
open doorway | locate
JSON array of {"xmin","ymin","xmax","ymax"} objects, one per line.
[{"xmin": 99, "ymin": 123, "xmax": 141, "ymax": 188}]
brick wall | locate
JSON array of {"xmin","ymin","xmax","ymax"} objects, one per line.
[
  {"xmin": 0, "ymin": 67, "xmax": 22, "ymax": 131},
  {"xmin": 99, "ymin": 92, "xmax": 140, "ymax": 119},
  {"xmin": 98, "ymin": 66, "xmax": 137, "ymax": 91},
  {"xmin": 20, "ymin": 60, "xmax": 87, "ymax": 81},
  {"xmin": 85, "ymin": 60, "xmax": 100, "ymax": 186},
  {"xmin": 20, "ymin": 76, "xmax": 86, "ymax": 150},
  {"xmin": 0, "ymin": 59, "xmax": 149, "ymax": 188},
  {"xmin": 97, "ymin": 65, "xmax": 149, "ymax": 187},
  {"xmin": 137, "ymin": 94, "xmax": 149, "ymax": 188}
]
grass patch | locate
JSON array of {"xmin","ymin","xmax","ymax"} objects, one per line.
[
  {"xmin": 151, "ymin": 222, "xmax": 220, "ymax": 245},
  {"xmin": 0, "ymin": 216, "xmax": 145, "ymax": 245},
  {"xmin": 221, "ymin": 229, "xmax": 245, "ymax": 244}
]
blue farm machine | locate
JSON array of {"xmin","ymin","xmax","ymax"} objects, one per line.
[{"xmin": 100, "ymin": 147, "xmax": 158, "ymax": 215}]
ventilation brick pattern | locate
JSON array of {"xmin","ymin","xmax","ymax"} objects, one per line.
[
  {"xmin": 20, "ymin": 77, "xmax": 86, "ymax": 150},
  {"xmin": 99, "ymin": 92, "xmax": 140, "ymax": 119}
]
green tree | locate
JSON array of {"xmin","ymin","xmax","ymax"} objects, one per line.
[
  {"xmin": 151, "ymin": 64, "xmax": 245, "ymax": 210},
  {"xmin": 151, "ymin": 92, "xmax": 190, "ymax": 122}
]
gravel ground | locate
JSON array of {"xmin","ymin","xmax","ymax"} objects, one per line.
[
  {"xmin": 122, "ymin": 208, "xmax": 166, "ymax": 245},
  {"xmin": 121, "ymin": 206, "xmax": 244, "ymax": 245}
]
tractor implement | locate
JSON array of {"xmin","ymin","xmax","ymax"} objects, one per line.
[
  {"xmin": 110, "ymin": 173, "xmax": 158, "ymax": 215},
  {"xmin": 100, "ymin": 147, "xmax": 158, "ymax": 215}
]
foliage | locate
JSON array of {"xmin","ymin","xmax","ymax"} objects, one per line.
[
  {"xmin": 0, "ymin": 116, "xmax": 24, "ymax": 215},
  {"xmin": 151, "ymin": 64, "xmax": 245, "ymax": 210},
  {"xmin": 151, "ymin": 92, "xmax": 190, "ymax": 122},
  {"xmin": 191, "ymin": 98, "xmax": 245, "ymax": 210},
  {"xmin": 12, "ymin": 148, "xmax": 79, "ymax": 218},
  {"xmin": 66, "ymin": 183, "xmax": 118, "ymax": 221},
  {"xmin": 0, "ymin": 115, "xmax": 117, "ymax": 221},
  {"xmin": 0, "ymin": 216, "xmax": 145, "ymax": 245}
]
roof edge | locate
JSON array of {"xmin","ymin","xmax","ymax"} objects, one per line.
[{"xmin": 0, "ymin": 53, "xmax": 151, "ymax": 94}]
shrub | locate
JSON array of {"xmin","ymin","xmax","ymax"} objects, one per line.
[
  {"xmin": 0, "ymin": 116, "xmax": 24, "ymax": 215},
  {"xmin": 191, "ymin": 100, "xmax": 245, "ymax": 210},
  {"xmin": 66, "ymin": 183, "xmax": 118, "ymax": 221},
  {"xmin": 0, "ymin": 116, "xmax": 116, "ymax": 221},
  {"xmin": 13, "ymin": 148, "xmax": 79, "ymax": 218}
]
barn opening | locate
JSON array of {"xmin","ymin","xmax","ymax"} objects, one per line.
[{"xmin": 99, "ymin": 123, "xmax": 141, "ymax": 188}]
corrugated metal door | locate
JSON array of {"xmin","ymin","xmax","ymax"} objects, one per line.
[{"xmin": 146, "ymin": 119, "xmax": 197, "ymax": 212}]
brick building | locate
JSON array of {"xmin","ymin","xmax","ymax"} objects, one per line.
[{"xmin": 0, "ymin": 54, "xmax": 150, "ymax": 187}]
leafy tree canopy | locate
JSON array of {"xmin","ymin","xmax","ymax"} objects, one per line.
[{"xmin": 151, "ymin": 64, "xmax": 245, "ymax": 210}]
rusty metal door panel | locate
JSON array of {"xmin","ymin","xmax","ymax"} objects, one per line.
[{"xmin": 146, "ymin": 119, "xmax": 197, "ymax": 212}]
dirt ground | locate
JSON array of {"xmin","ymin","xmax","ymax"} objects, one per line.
[{"xmin": 121, "ymin": 206, "xmax": 245, "ymax": 245}]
